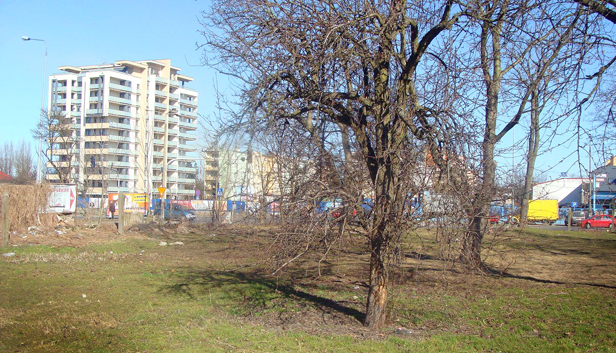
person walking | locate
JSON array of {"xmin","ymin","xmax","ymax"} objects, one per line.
[{"xmin": 109, "ymin": 201, "xmax": 116, "ymax": 219}]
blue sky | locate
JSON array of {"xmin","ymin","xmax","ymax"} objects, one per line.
[{"xmin": 0, "ymin": 0, "xmax": 597, "ymax": 180}]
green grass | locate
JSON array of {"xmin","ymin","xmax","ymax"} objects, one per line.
[{"xmin": 1, "ymin": 227, "xmax": 615, "ymax": 352}]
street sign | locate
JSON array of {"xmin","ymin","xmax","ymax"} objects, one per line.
[
  {"xmin": 157, "ymin": 187, "xmax": 166, "ymax": 196},
  {"xmin": 217, "ymin": 188, "xmax": 223, "ymax": 197},
  {"xmin": 560, "ymin": 172, "xmax": 567, "ymax": 177},
  {"xmin": 572, "ymin": 202, "xmax": 577, "ymax": 208}
]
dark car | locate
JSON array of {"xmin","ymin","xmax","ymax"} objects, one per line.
[
  {"xmin": 564, "ymin": 210, "xmax": 586, "ymax": 226},
  {"xmin": 155, "ymin": 204, "xmax": 196, "ymax": 221},
  {"xmin": 580, "ymin": 214, "xmax": 615, "ymax": 229}
]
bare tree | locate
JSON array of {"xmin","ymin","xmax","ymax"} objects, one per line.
[
  {"xmin": 200, "ymin": 0, "xmax": 463, "ymax": 328},
  {"xmin": 13, "ymin": 141, "xmax": 36, "ymax": 184},
  {"xmin": 0, "ymin": 141, "xmax": 15, "ymax": 178},
  {"xmin": 31, "ymin": 109, "xmax": 78, "ymax": 184},
  {"xmin": 455, "ymin": 1, "xmax": 590, "ymax": 265}
]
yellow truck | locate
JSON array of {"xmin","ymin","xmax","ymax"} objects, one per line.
[
  {"xmin": 509, "ymin": 199, "xmax": 560, "ymax": 225},
  {"xmin": 526, "ymin": 199, "xmax": 559, "ymax": 224}
]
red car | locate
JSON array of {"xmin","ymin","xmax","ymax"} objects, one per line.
[{"xmin": 580, "ymin": 214, "xmax": 616, "ymax": 229}]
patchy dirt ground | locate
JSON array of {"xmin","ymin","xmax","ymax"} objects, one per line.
[{"xmin": 4, "ymin": 217, "xmax": 207, "ymax": 248}]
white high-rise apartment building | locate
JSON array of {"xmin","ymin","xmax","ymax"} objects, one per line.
[{"xmin": 45, "ymin": 59, "xmax": 198, "ymax": 199}]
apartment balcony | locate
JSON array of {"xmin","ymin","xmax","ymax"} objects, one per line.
[
  {"xmin": 167, "ymin": 140, "xmax": 178, "ymax": 147},
  {"xmin": 153, "ymin": 126, "xmax": 165, "ymax": 133},
  {"xmin": 181, "ymin": 87, "xmax": 198, "ymax": 94},
  {"xmin": 72, "ymin": 86, "xmax": 82, "ymax": 92},
  {"xmin": 108, "ymin": 122, "xmax": 133, "ymax": 130},
  {"xmin": 107, "ymin": 148, "xmax": 132, "ymax": 155},
  {"xmin": 167, "ymin": 153, "xmax": 178, "ymax": 159},
  {"xmin": 167, "ymin": 164, "xmax": 177, "ymax": 171},
  {"xmin": 179, "ymin": 132, "xmax": 196, "ymax": 140},
  {"xmin": 168, "ymin": 116, "xmax": 179, "ymax": 124},
  {"xmin": 55, "ymin": 86, "xmax": 67, "ymax": 92},
  {"xmin": 154, "ymin": 114, "xmax": 166, "ymax": 122},
  {"xmin": 107, "ymin": 186, "xmax": 131, "ymax": 193},
  {"xmin": 108, "ymin": 161, "xmax": 131, "ymax": 168},
  {"xmin": 153, "ymin": 151, "xmax": 164, "ymax": 157},
  {"xmin": 179, "ymin": 121, "xmax": 197, "ymax": 130},
  {"xmin": 109, "ymin": 83, "xmax": 133, "ymax": 92},
  {"xmin": 153, "ymin": 139, "xmax": 165, "ymax": 146},
  {"xmin": 179, "ymin": 166, "xmax": 197, "ymax": 173},
  {"xmin": 168, "ymin": 93, "xmax": 179, "ymax": 100},
  {"xmin": 89, "ymin": 83, "xmax": 103, "ymax": 90},
  {"xmin": 155, "ymin": 90, "xmax": 167, "ymax": 98},
  {"xmin": 180, "ymin": 98, "xmax": 197, "ymax": 106},
  {"xmin": 179, "ymin": 145, "xmax": 197, "ymax": 152},
  {"xmin": 108, "ymin": 108, "xmax": 132, "ymax": 118},
  {"xmin": 108, "ymin": 96, "xmax": 133, "ymax": 105},
  {"xmin": 71, "ymin": 111, "xmax": 81, "ymax": 118},
  {"xmin": 170, "ymin": 79, "xmax": 179, "ymax": 87},
  {"xmin": 152, "ymin": 175, "xmax": 162, "ymax": 182},
  {"xmin": 180, "ymin": 110, "xmax": 197, "ymax": 118},
  {"xmin": 115, "ymin": 174, "xmax": 134, "ymax": 181},
  {"xmin": 108, "ymin": 135, "xmax": 132, "ymax": 143},
  {"xmin": 155, "ymin": 77, "xmax": 168, "ymax": 85},
  {"xmin": 167, "ymin": 129, "xmax": 178, "ymax": 136},
  {"xmin": 85, "ymin": 108, "xmax": 104, "ymax": 116},
  {"xmin": 56, "ymin": 98, "xmax": 67, "ymax": 104},
  {"xmin": 177, "ymin": 178, "xmax": 195, "ymax": 184},
  {"xmin": 154, "ymin": 102, "xmax": 167, "ymax": 110}
]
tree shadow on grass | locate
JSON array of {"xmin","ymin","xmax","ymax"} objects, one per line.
[
  {"xmin": 157, "ymin": 268, "xmax": 366, "ymax": 323},
  {"xmin": 484, "ymin": 266, "xmax": 616, "ymax": 289}
]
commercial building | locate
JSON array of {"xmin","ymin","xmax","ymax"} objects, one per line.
[
  {"xmin": 532, "ymin": 178, "xmax": 588, "ymax": 206},
  {"xmin": 202, "ymin": 149, "xmax": 280, "ymax": 200},
  {"xmin": 45, "ymin": 59, "xmax": 198, "ymax": 199}
]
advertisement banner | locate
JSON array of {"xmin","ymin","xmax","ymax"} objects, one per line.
[
  {"xmin": 108, "ymin": 193, "xmax": 148, "ymax": 217},
  {"xmin": 46, "ymin": 184, "xmax": 77, "ymax": 214}
]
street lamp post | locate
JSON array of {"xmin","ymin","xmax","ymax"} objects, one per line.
[{"xmin": 22, "ymin": 36, "xmax": 48, "ymax": 184}]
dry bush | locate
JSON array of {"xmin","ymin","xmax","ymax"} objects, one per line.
[{"xmin": 0, "ymin": 183, "xmax": 52, "ymax": 232}]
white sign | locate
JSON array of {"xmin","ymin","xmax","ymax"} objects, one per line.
[
  {"xmin": 46, "ymin": 184, "xmax": 77, "ymax": 214},
  {"xmin": 596, "ymin": 178, "xmax": 605, "ymax": 182}
]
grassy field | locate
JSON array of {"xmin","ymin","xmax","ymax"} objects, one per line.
[{"xmin": 0, "ymin": 224, "xmax": 615, "ymax": 352}]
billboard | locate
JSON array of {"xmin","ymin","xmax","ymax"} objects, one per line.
[
  {"xmin": 46, "ymin": 184, "xmax": 77, "ymax": 214},
  {"xmin": 108, "ymin": 193, "xmax": 148, "ymax": 217}
]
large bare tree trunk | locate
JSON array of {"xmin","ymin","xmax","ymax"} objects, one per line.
[
  {"xmin": 365, "ymin": 234, "xmax": 388, "ymax": 328},
  {"xmin": 520, "ymin": 91, "xmax": 540, "ymax": 226}
]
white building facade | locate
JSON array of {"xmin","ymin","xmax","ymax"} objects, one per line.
[
  {"xmin": 532, "ymin": 178, "xmax": 589, "ymax": 206},
  {"xmin": 45, "ymin": 59, "xmax": 198, "ymax": 199}
]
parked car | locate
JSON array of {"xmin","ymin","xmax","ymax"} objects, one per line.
[
  {"xmin": 154, "ymin": 204, "xmax": 196, "ymax": 221},
  {"xmin": 580, "ymin": 214, "xmax": 615, "ymax": 229},
  {"xmin": 564, "ymin": 210, "xmax": 586, "ymax": 226},
  {"xmin": 489, "ymin": 214, "xmax": 500, "ymax": 224}
]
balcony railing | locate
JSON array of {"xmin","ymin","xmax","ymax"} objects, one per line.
[
  {"xmin": 179, "ymin": 132, "xmax": 196, "ymax": 140},
  {"xmin": 109, "ymin": 83, "xmax": 132, "ymax": 92},
  {"xmin": 180, "ymin": 110, "xmax": 197, "ymax": 118},
  {"xmin": 108, "ymin": 108, "xmax": 132, "ymax": 117},
  {"xmin": 108, "ymin": 135, "xmax": 131, "ymax": 143},
  {"xmin": 108, "ymin": 122, "xmax": 132, "ymax": 130},
  {"xmin": 108, "ymin": 96, "xmax": 133, "ymax": 105},
  {"xmin": 179, "ymin": 121, "xmax": 197, "ymax": 130}
]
